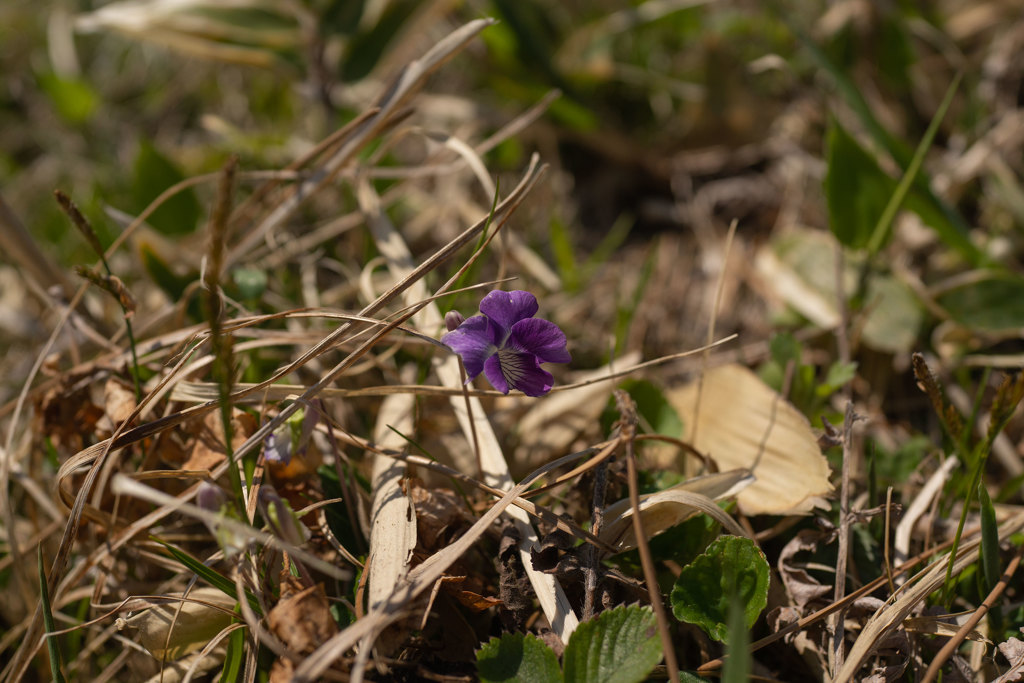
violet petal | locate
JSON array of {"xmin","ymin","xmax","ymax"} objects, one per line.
[
  {"xmin": 508, "ymin": 318, "xmax": 571, "ymax": 364},
  {"xmin": 484, "ymin": 349, "xmax": 555, "ymax": 396},
  {"xmin": 441, "ymin": 315, "xmax": 496, "ymax": 380},
  {"xmin": 264, "ymin": 433, "xmax": 291, "ymax": 465},
  {"xmin": 479, "ymin": 290, "xmax": 538, "ymax": 335}
]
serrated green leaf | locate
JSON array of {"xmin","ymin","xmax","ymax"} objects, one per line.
[
  {"xmin": 562, "ymin": 605, "xmax": 662, "ymax": 683},
  {"xmin": 476, "ymin": 633, "xmax": 561, "ymax": 683},
  {"xmin": 670, "ymin": 536, "xmax": 769, "ymax": 642},
  {"xmin": 678, "ymin": 673, "xmax": 711, "ymax": 683}
]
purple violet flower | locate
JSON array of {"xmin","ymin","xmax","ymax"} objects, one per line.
[
  {"xmin": 264, "ymin": 432, "xmax": 291, "ymax": 465},
  {"xmin": 441, "ymin": 290, "xmax": 570, "ymax": 397}
]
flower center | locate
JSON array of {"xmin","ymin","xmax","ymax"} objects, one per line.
[{"xmin": 496, "ymin": 347, "xmax": 530, "ymax": 389}]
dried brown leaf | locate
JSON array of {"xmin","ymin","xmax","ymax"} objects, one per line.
[
  {"xmin": 668, "ymin": 363, "xmax": 834, "ymax": 515},
  {"xmin": 268, "ymin": 580, "xmax": 338, "ymax": 654}
]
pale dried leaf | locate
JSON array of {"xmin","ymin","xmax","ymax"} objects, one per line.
[
  {"xmin": 599, "ymin": 469, "xmax": 753, "ymax": 552},
  {"xmin": 139, "ymin": 643, "xmax": 227, "ymax": 683},
  {"xmin": 119, "ymin": 587, "xmax": 236, "ymax": 661},
  {"xmin": 668, "ymin": 363, "xmax": 833, "ymax": 515},
  {"xmin": 367, "ymin": 391, "xmax": 417, "ymax": 612},
  {"xmin": 103, "ymin": 376, "xmax": 137, "ymax": 425},
  {"xmin": 893, "ymin": 455, "xmax": 959, "ymax": 582}
]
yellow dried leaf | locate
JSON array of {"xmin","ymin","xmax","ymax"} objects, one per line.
[{"xmin": 667, "ymin": 363, "xmax": 833, "ymax": 515}]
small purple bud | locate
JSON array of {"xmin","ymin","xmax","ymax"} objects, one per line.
[
  {"xmin": 445, "ymin": 310, "xmax": 465, "ymax": 331},
  {"xmin": 197, "ymin": 481, "xmax": 228, "ymax": 512}
]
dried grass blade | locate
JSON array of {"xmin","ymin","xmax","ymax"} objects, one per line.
[
  {"xmin": 835, "ymin": 510, "xmax": 1024, "ymax": 682},
  {"xmin": 356, "ymin": 168, "xmax": 578, "ymax": 652},
  {"xmin": 366, "ymin": 392, "xmax": 417, "ymax": 617}
]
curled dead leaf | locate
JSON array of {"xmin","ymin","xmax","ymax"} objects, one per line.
[
  {"xmin": 599, "ymin": 469, "xmax": 754, "ymax": 552},
  {"xmin": 268, "ymin": 580, "xmax": 338, "ymax": 654}
]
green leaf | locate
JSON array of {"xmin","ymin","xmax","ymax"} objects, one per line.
[
  {"xmin": 476, "ymin": 633, "xmax": 561, "ymax": 683},
  {"xmin": 936, "ymin": 274, "xmax": 1024, "ymax": 334},
  {"xmin": 794, "ymin": 26, "xmax": 983, "ymax": 265},
  {"xmin": 678, "ymin": 674, "xmax": 711, "ymax": 683},
  {"xmin": 38, "ymin": 72, "xmax": 98, "ymax": 125},
  {"xmin": 562, "ymin": 605, "xmax": 662, "ymax": 683},
  {"xmin": 132, "ymin": 140, "xmax": 201, "ymax": 236},
  {"xmin": 232, "ymin": 267, "xmax": 268, "ymax": 300},
  {"xmin": 824, "ymin": 122, "xmax": 894, "ymax": 249},
  {"xmin": 860, "ymin": 273, "xmax": 923, "ymax": 354},
  {"xmin": 549, "ymin": 216, "xmax": 579, "ymax": 292},
  {"xmin": 622, "ymin": 379, "xmax": 684, "ymax": 439},
  {"xmin": 139, "ymin": 242, "xmax": 196, "ymax": 300},
  {"xmin": 865, "ymin": 73, "xmax": 962, "ymax": 255},
  {"xmin": 671, "ymin": 536, "xmax": 769, "ymax": 642},
  {"xmin": 338, "ymin": 0, "xmax": 419, "ymax": 81},
  {"xmin": 819, "ymin": 361, "xmax": 858, "ymax": 397}
]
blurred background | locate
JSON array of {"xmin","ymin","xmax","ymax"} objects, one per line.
[{"xmin": 1, "ymin": 0, "xmax": 1023, "ymax": 413}]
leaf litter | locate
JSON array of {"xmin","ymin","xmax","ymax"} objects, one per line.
[{"xmin": 2, "ymin": 5, "xmax": 1024, "ymax": 683}]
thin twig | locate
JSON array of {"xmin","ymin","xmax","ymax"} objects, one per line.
[
  {"xmin": 583, "ymin": 455, "xmax": 610, "ymax": 621},
  {"xmin": 831, "ymin": 401, "xmax": 856, "ymax": 674},
  {"xmin": 617, "ymin": 390, "xmax": 680, "ymax": 681}
]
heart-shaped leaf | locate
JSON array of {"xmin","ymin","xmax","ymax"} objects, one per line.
[{"xmin": 671, "ymin": 536, "xmax": 770, "ymax": 642}]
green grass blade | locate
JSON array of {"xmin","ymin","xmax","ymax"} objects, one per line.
[
  {"xmin": 549, "ymin": 216, "xmax": 579, "ymax": 292},
  {"xmin": 721, "ymin": 594, "xmax": 750, "ymax": 683},
  {"xmin": 979, "ymin": 481, "xmax": 1001, "ymax": 592},
  {"xmin": 582, "ymin": 213, "xmax": 634, "ymax": 277},
  {"xmin": 978, "ymin": 480, "xmax": 1005, "ymax": 635},
  {"xmin": 154, "ymin": 538, "xmax": 262, "ymax": 615},
  {"xmin": 219, "ymin": 616, "xmax": 246, "ymax": 683},
  {"xmin": 38, "ymin": 546, "xmax": 67, "ymax": 683},
  {"xmin": 789, "ymin": 22, "xmax": 983, "ymax": 265},
  {"xmin": 866, "ymin": 72, "xmax": 962, "ymax": 255}
]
